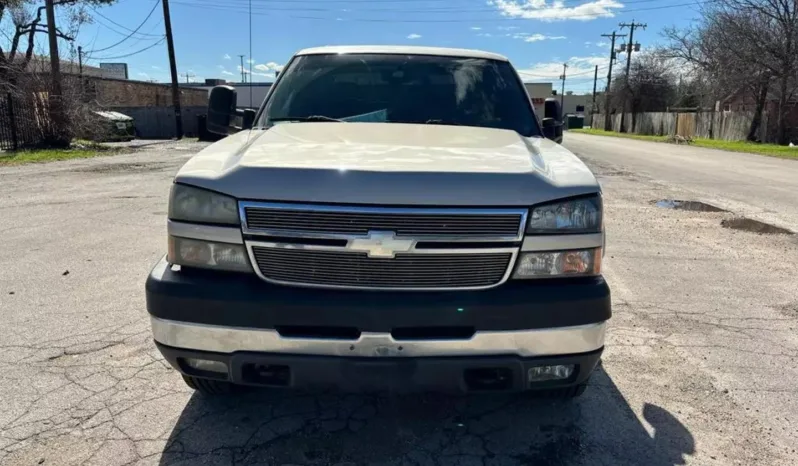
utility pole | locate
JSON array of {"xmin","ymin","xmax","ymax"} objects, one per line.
[
  {"xmin": 239, "ymin": 55, "xmax": 246, "ymax": 83},
  {"xmin": 45, "ymin": 0, "xmax": 66, "ymax": 145},
  {"xmin": 601, "ymin": 31, "xmax": 626, "ymax": 131},
  {"xmin": 184, "ymin": 72, "xmax": 195, "ymax": 83},
  {"xmin": 591, "ymin": 65, "xmax": 598, "ymax": 117},
  {"xmin": 78, "ymin": 45, "xmax": 83, "ymax": 76},
  {"xmin": 162, "ymin": 0, "xmax": 183, "ymax": 139},
  {"xmin": 559, "ymin": 63, "xmax": 567, "ymax": 110},
  {"xmin": 618, "ymin": 20, "xmax": 646, "ymax": 132}
]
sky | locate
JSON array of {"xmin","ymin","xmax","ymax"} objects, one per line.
[{"xmin": 56, "ymin": 0, "xmax": 705, "ymax": 94}]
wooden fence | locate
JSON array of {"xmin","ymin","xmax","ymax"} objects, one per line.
[{"xmin": 592, "ymin": 111, "xmax": 769, "ymax": 142}]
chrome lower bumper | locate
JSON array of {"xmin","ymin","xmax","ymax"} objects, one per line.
[{"xmin": 150, "ymin": 317, "xmax": 606, "ymax": 358}]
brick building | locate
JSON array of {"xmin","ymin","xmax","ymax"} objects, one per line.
[
  {"xmin": 76, "ymin": 76, "xmax": 209, "ymax": 107},
  {"xmin": 720, "ymin": 90, "xmax": 798, "ymax": 143},
  {"xmin": 65, "ymin": 76, "xmax": 210, "ymax": 139}
]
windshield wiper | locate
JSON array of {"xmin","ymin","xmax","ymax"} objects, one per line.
[
  {"xmin": 424, "ymin": 119, "xmax": 463, "ymax": 126},
  {"xmin": 269, "ymin": 115, "xmax": 343, "ymax": 123}
]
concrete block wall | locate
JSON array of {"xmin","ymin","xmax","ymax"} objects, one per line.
[
  {"xmin": 110, "ymin": 106, "xmax": 207, "ymax": 139},
  {"xmin": 92, "ymin": 78, "xmax": 208, "ymax": 107}
]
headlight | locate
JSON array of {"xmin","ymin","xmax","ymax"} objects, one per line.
[
  {"xmin": 168, "ymin": 184, "xmax": 239, "ymax": 225},
  {"xmin": 513, "ymin": 248, "xmax": 601, "ymax": 278},
  {"xmin": 527, "ymin": 195, "xmax": 601, "ymax": 234},
  {"xmin": 168, "ymin": 236, "xmax": 251, "ymax": 272}
]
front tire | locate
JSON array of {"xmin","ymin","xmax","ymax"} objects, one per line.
[
  {"xmin": 182, "ymin": 375, "xmax": 234, "ymax": 395},
  {"xmin": 554, "ymin": 383, "xmax": 588, "ymax": 398},
  {"xmin": 529, "ymin": 382, "xmax": 588, "ymax": 399}
]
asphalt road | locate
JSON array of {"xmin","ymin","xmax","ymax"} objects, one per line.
[
  {"xmin": 1, "ymin": 136, "xmax": 797, "ymax": 465},
  {"xmin": 564, "ymin": 132, "xmax": 798, "ymax": 232}
]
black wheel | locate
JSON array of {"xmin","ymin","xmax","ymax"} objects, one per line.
[
  {"xmin": 529, "ymin": 383, "xmax": 588, "ymax": 399},
  {"xmin": 182, "ymin": 375, "xmax": 234, "ymax": 395},
  {"xmin": 557, "ymin": 383, "xmax": 588, "ymax": 398}
]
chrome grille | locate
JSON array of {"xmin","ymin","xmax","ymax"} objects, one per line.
[
  {"xmin": 251, "ymin": 247, "xmax": 512, "ymax": 289},
  {"xmin": 243, "ymin": 204, "xmax": 524, "ymax": 238}
]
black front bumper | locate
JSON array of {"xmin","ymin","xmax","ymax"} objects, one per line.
[
  {"xmin": 146, "ymin": 257, "xmax": 610, "ymax": 393},
  {"xmin": 157, "ymin": 342, "xmax": 603, "ymax": 393},
  {"xmin": 146, "ymin": 257, "xmax": 611, "ymax": 332}
]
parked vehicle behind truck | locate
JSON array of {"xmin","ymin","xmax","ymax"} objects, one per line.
[{"xmin": 146, "ymin": 46, "xmax": 609, "ymax": 397}]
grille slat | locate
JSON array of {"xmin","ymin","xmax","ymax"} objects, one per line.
[
  {"xmin": 244, "ymin": 207, "xmax": 523, "ymax": 238},
  {"xmin": 243, "ymin": 203, "xmax": 523, "ymax": 289},
  {"xmin": 251, "ymin": 247, "xmax": 512, "ymax": 289}
]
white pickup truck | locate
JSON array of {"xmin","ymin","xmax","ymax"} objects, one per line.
[{"xmin": 146, "ymin": 46, "xmax": 609, "ymax": 397}]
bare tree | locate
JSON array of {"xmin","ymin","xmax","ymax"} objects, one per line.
[
  {"xmin": 1, "ymin": 0, "xmax": 116, "ymax": 146},
  {"xmin": 610, "ymin": 53, "xmax": 678, "ymax": 128},
  {"xmin": 712, "ymin": 0, "xmax": 797, "ymax": 144},
  {"xmin": 659, "ymin": 10, "xmax": 774, "ymax": 141},
  {"xmin": 1, "ymin": 0, "xmax": 114, "ymax": 84}
]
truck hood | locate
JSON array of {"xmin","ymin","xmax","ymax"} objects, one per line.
[{"xmin": 175, "ymin": 122, "xmax": 599, "ymax": 206}]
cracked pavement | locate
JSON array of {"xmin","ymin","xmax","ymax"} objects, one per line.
[{"xmin": 2, "ymin": 135, "xmax": 798, "ymax": 465}]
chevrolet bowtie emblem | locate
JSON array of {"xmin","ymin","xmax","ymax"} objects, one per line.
[{"xmin": 348, "ymin": 231, "xmax": 415, "ymax": 258}]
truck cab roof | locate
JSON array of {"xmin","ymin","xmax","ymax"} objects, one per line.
[{"xmin": 295, "ymin": 45, "xmax": 509, "ymax": 62}]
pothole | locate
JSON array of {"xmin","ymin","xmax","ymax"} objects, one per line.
[
  {"xmin": 72, "ymin": 162, "xmax": 170, "ymax": 174},
  {"xmin": 655, "ymin": 199, "xmax": 727, "ymax": 212},
  {"xmin": 721, "ymin": 217, "xmax": 793, "ymax": 235}
]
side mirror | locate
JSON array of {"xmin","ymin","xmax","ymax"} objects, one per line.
[
  {"xmin": 242, "ymin": 109, "xmax": 256, "ymax": 130},
  {"xmin": 542, "ymin": 118, "xmax": 557, "ymax": 140},
  {"xmin": 544, "ymin": 97, "xmax": 562, "ymax": 122},
  {"xmin": 207, "ymin": 85, "xmax": 237, "ymax": 135}
]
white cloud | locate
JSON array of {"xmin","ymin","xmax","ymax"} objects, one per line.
[
  {"xmin": 471, "ymin": 26, "xmax": 482, "ymax": 30},
  {"xmin": 497, "ymin": 26, "xmax": 519, "ymax": 30},
  {"xmin": 584, "ymin": 41, "xmax": 592, "ymax": 45},
  {"xmin": 254, "ymin": 61, "xmax": 284, "ymax": 72},
  {"xmin": 407, "ymin": 33, "xmax": 422, "ymax": 39},
  {"xmin": 246, "ymin": 59, "xmax": 255, "ymax": 64},
  {"xmin": 223, "ymin": 54, "xmax": 231, "ymax": 60},
  {"xmin": 517, "ymin": 55, "xmax": 609, "ymax": 81},
  {"xmin": 151, "ymin": 65, "xmax": 161, "ymax": 70},
  {"xmin": 595, "ymin": 41, "xmax": 609, "ymax": 47},
  {"xmin": 234, "ymin": 65, "xmax": 279, "ymax": 79},
  {"xmin": 489, "ymin": 0, "xmax": 623, "ymax": 22},
  {"xmin": 221, "ymin": 70, "xmax": 234, "ymax": 76},
  {"xmin": 137, "ymin": 72, "xmax": 149, "ymax": 79},
  {"xmin": 477, "ymin": 33, "xmax": 493, "ymax": 37},
  {"xmin": 511, "ymin": 33, "xmax": 566, "ymax": 42}
]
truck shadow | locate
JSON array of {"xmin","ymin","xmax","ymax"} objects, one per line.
[{"xmin": 158, "ymin": 366, "xmax": 695, "ymax": 465}]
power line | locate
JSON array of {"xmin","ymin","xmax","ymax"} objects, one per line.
[
  {"xmin": 169, "ymin": 0, "xmax": 717, "ymax": 22},
  {"xmin": 518, "ymin": 65, "xmax": 609, "ymax": 79},
  {"xmin": 88, "ymin": 38, "xmax": 165, "ymax": 60},
  {"xmin": 193, "ymin": 0, "xmax": 678, "ymax": 6},
  {"xmin": 86, "ymin": 0, "xmax": 161, "ymax": 55},
  {"xmin": 182, "ymin": 0, "xmax": 660, "ymax": 13},
  {"xmin": 92, "ymin": 9, "xmax": 163, "ymax": 38},
  {"xmin": 600, "ymin": 30, "xmax": 626, "ymax": 130},
  {"xmin": 618, "ymin": 19, "xmax": 647, "ymax": 132},
  {"xmin": 163, "ymin": 0, "xmax": 183, "ymax": 139}
]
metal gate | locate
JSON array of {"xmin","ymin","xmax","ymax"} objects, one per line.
[{"xmin": 0, "ymin": 92, "xmax": 46, "ymax": 150}]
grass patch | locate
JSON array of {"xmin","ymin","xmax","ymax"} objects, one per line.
[
  {"xmin": 0, "ymin": 143, "xmax": 124, "ymax": 166},
  {"xmin": 570, "ymin": 128, "xmax": 669, "ymax": 143},
  {"xmin": 570, "ymin": 128, "xmax": 798, "ymax": 159},
  {"xmin": 690, "ymin": 139, "xmax": 798, "ymax": 158}
]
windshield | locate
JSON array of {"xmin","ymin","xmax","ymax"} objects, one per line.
[{"xmin": 259, "ymin": 53, "xmax": 540, "ymax": 137}]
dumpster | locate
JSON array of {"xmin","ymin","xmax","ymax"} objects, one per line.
[{"xmin": 566, "ymin": 115, "xmax": 584, "ymax": 130}]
